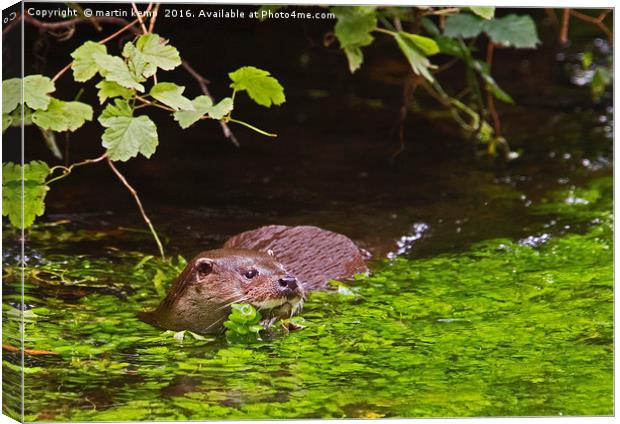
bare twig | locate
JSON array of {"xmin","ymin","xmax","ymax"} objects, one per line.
[
  {"xmin": 544, "ymin": 8, "xmax": 559, "ymax": 30},
  {"xmin": 22, "ymin": 13, "xmax": 131, "ymax": 32},
  {"xmin": 97, "ymin": 17, "xmax": 142, "ymax": 43},
  {"xmin": 181, "ymin": 60, "xmax": 240, "ymax": 147},
  {"xmin": 392, "ymin": 74, "xmax": 421, "ymax": 162},
  {"xmin": 47, "ymin": 153, "xmax": 108, "ymax": 184},
  {"xmin": 485, "ymin": 42, "xmax": 501, "ymax": 136},
  {"xmin": 560, "ymin": 8, "xmax": 570, "ymax": 44},
  {"xmin": 2, "ymin": 12, "xmax": 21, "ymax": 36},
  {"xmin": 569, "ymin": 9, "xmax": 612, "ymax": 40},
  {"xmin": 131, "ymin": 2, "xmax": 149, "ymax": 33},
  {"xmin": 106, "ymin": 158, "xmax": 165, "ymax": 258},
  {"xmin": 148, "ymin": 3, "xmax": 160, "ymax": 33}
]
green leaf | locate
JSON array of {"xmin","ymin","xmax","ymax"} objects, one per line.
[
  {"xmin": 2, "ymin": 114, "xmax": 11, "ymax": 131},
  {"xmin": 31, "ymin": 98, "xmax": 93, "ymax": 132},
  {"xmin": 394, "ymin": 32, "xmax": 435, "ymax": 82},
  {"xmin": 332, "ymin": 6, "xmax": 377, "ymax": 49},
  {"xmin": 23, "ymin": 75, "xmax": 55, "ymax": 110},
  {"xmin": 123, "ymin": 42, "xmax": 158, "ymax": 79},
  {"xmin": 2, "ymin": 161, "xmax": 50, "ymax": 229},
  {"xmin": 93, "ymin": 52, "xmax": 144, "ymax": 92},
  {"xmin": 101, "ymin": 115, "xmax": 158, "ymax": 161},
  {"xmin": 591, "ymin": 67, "xmax": 611, "ymax": 101},
  {"xmin": 124, "ymin": 33, "xmax": 181, "ymax": 77},
  {"xmin": 397, "ymin": 32, "xmax": 439, "ymax": 56},
  {"xmin": 95, "ymin": 80, "xmax": 133, "ymax": 104},
  {"xmin": 445, "ymin": 13, "xmax": 540, "ymax": 49},
  {"xmin": 229, "ymin": 66, "xmax": 285, "ymax": 107},
  {"xmin": 469, "ymin": 6, "xmax": 495, "ymax": 20},
  {"xmin": 70, "ymin": 41, "xmax": 107, "ymax": 82},
  {"xmin": 173, "ymin": 95, "xmax": 212, "ymax": 129},
  {"xmin": 173, "ymin": 96, "xmax": 233, "ymax": 128},
  {"xmin": 208, "ymin": 97, "xmax": 233, "ymax": 120},
  {"xmin": 2, "ymin": 78, "xmax": 21, "ymax": 113},
  {"xmin": 434, "ymin": 36, "xmax": 464, "ymax": 58},
  {"xmin": 98, "ymin": 99, "xmax": 133, "ymax": 126},
  {"xmin": 444, "ymin": 13, "xmax": 486, "ymax": 39},
  {"xmin": 149, "ymin": 82, "xmax": 194, "ymax": 111},
  {"xmin": 473, "ymin": 60, "xmax": 514, "ymax": 104},
  {"xmin": 484, "ymin": 14, "xmax": 540, "ymax": 48},
  {"xmin": 344, "ymin": 47, "xmax": 364, "ymax": 73}
]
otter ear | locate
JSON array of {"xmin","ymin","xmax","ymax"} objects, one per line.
[{"xmin": 195, "ymin": 258, "xmax": 214, "ymax": 279}]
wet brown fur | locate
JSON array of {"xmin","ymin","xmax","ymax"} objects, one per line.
[{"xmin": 142, "ymin": 226, "xmax": 369, "ymax": 334}]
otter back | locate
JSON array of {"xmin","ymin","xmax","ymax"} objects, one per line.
[{"xmin": 223, "ymin": 225, "xmax": 368, "ymax": 290}]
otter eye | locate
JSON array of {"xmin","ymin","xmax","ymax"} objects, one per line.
[{"xmin": 244, "ymin": 269, "xmax": 259, "ymax": 279}]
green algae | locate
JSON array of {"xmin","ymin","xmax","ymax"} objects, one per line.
[{"xmin": 1, "ymin": 177, "xmax": 613, "ymax": 420}]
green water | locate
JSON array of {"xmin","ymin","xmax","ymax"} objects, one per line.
[{"xmin": 2, "ymin": 177, "xmax": 613, "ymax": 420}]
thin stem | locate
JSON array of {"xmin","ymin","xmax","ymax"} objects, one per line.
[
  {"xmin": 569, "ymin": 9, "xmax": 612, "ymax": 40},
  {"xmin": 135, "ymin": 96, "xmax": 175, "ymax": 112},
  {"xmin": 51, "ymin": 63, "xmax": 72, "ymax": 83},
  {"xmin": 226, "ymin": 118, "xmax": 277, "ymax": 137},
  {"xmin": 148, "ymin": 3, "xmax": 160, "ymax": 33},
  {"xmin": 51, "ymin": 17, "xmax": 142, "ymax": 83},
  {"xmin": 181, "ymin": 60, "xmax": 239, "ymax": 147},
  {"xmin": 131, "ymin": 2, "xmax": 149, "ymax": 33},
  {"xmin": 485, "ymin": 42, "xmax": 501, "ymax": 136},
  {"xmin": 98, "ymin": 17, "xmax": 141, "ymax": 44},
  {"xmin": 106, "ymin": 158, "xmax": 165, "ymax": 258},
  {"xmin": 374, "ymin": 27, "xmax": 395, "ymax": 36},
  {"xmin": 47, "ymin": 154, "xmax": 107, "ymax": 184},
  {"xmin": 560, "ymin": 8, "xmax": 570, "ymax": 44}
]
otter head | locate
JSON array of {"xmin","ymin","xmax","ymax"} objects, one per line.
[{"xmin": 146, "ymin": 248, "xmax": 305, "ymax": 334}]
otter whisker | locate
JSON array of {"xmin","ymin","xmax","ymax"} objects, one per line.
[{"xmin": 212, "ymin": 295, "xmax": 252, "ymax": 313}]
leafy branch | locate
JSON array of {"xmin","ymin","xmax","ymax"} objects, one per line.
[
  {"xmin": 328, "ymin": 6, "xmax": 540, "ymax": 159},
  {"xmin": 2, "ymin": 3, "xmax": 287, "ymax": 257}
]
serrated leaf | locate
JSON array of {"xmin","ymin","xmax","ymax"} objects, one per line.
[
  {"xmin": 229, "ymin": 66, "xmax": 285, "ymax": 107},
  {"xmin": 102, "ymin": 115, "xmax": 158, "ymax": 161},
  {"xmin": 2, "ymin": 78, "xmax": 21, "ymax": 113},
  {"xmin": 444, "ymin": 13, "xmax": 486, "ymax": 39},
  {"xmin": 2, "ymin": 161, "xmax": 50, "ymax": 229},
  {"xmin": 23, "ymin": 75, "xmax": 55, "ymax": 110},
  {"xmin": 394, "ymin": 32, "xmax": 434, "ymax": 82},
  {"xmin": 332, "ymin": 6, "xmax": 377, "ymax": 49},
  {"xmin": 470, "ymin": 6, "xmax": 495, "ymax": 20},
  {"xmin": 150, "ymin": 82, "xmax": 194, "ymax": 111},
  {"xmin": 3, "ymin": 114, "xmax": 12, "ymax": 131},
  {"xmin": 484, "ymin": 14, "xmax": 540, "ymax": 48},
  {"xmin": 124, "ymin": 34, "xmax": 181, "ymax": 77},
  {"xmin": 173, "ymin": 96, "xmax": 233, "ymax": 128},
  {"xmin": 123, "ymin": 42, "xmax": 158, "ymax": 79},
  {"xmin": 98, "ymin": 99, "xmax": 133, "ymax": 126},
  {"xmin": 208, "ymin": 97, "xmax": 233, "ymax": 119},
  {"xmin": 173, "ymin": 95, "xmax": 212, "ymax": 129},
  {"xmin": 96, "ymin": 80, "xmax": 133, "ymax": 104},
  {"xmin": 344, "ymin": 47, "xmax": 364, "ymax": 73},
  {"xmin": 397, "ymin": 32, "xmax": 439, "ymax": 56},
  {"xmin": 31, "ymin": 98, "xmax": 93, "ymax": 132},
  {"xmin": 93, "ymin": 52, "xmax": 144, "ymax": 92},
  {"xmin": 70, "ymin": 41, "xmax": 107, "ymax": 82}
]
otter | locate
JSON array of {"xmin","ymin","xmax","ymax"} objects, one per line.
[{"xmin": 142, "ymin": 225, "xmax": 368, "ymax": 334}]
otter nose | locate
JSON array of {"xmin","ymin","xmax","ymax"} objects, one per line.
[{"xmin": 278, "ymin": 275, "xmax": 298, "ymax": 291}]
